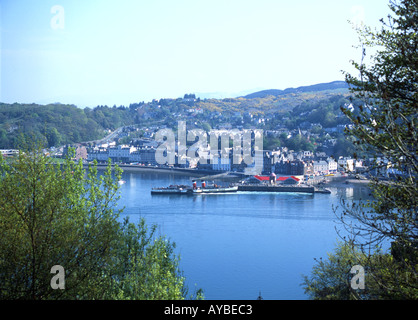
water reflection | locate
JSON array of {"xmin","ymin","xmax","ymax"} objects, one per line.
[{"xmin": 328, "ymin": 186, "xmax": 373, "ymax": 201}]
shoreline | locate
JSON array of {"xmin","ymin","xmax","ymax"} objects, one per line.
[
  {"xmin": 85, "ymin": 163, "xmax": 374, "ymax": 187},
  {"xmin": 325, "ymin": 177, "xmax": 372, "ymax": 188},
  {"xmin": 84, "ymin": 163, "xmax": 246, "ymax": 178}
]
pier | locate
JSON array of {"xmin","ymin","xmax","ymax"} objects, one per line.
[{"xmin": 237, "ymin": 185, "xmax": 315, "ymax": 194}]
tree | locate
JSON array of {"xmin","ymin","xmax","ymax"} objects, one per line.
[
  {"xmin": 333, "ymin": 135, "xmax": 357, "ymax": 158},
  {"xmin": 0, "ymin": 128, "xmax": 9, "ymax": 148},
  {"xmin": 0, "ymin": 147, "xmax": 199, "ymax": 299},
  {"xmin": 285, "ymin": 133, "xmax": 314, "ymax": 152},
  {"xmin": 302, "ymin": 242, "xmax": 394, "ymax": 300},
  {"xmin": 45, "ymin": 127, "xmax": 62, "ymax": 147},
  {"xmin": 334, "ymin": 0, "xmax": 417, "ymax": 299}
]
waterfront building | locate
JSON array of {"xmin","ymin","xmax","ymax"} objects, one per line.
[
  {"xmin": 108, "ymin": 145, "xmax": 136, "ymax": 163},
  {"xmin": 338, "ymin": 157, "xmax": 355, "ymax": 172},
  {"xmin": 87, "ymin": 145, "xmax": 158, "ymax": 165},
  {"xmin": 75, "ymin": 146, "xmax": 88, "ymax": 160},
  {"xmin": 274, "ymin": 159, "xmax": 313, "ymax": 176},
  {"xmin": 282, "ymin": 176, "xmax": 301, "ymax": 185},
  {"xmin": 132, "ymin": 147, "xmax": 157, "ymax": 165},
  {"xmin": 326, "ymin": 157, "xmax": 338, "ymax": 173},
  {"xmin": 87, "ymin": 147, "xmax": 109, "ymax": 162},
  {"xmin": 313, "ymin": 160, "xmax": 329, "ymax": 175}
]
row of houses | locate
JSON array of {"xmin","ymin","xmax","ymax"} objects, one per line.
[
  {"xmin": 257, "ymin": 148, "xmax": 361, "ymax": 175},
  {"xmin": 274, "ymin": 158, "xmax": 348, "ymax": 176},
  {"xmin": 77, "ymin": 142, "xmax": 361, "ymax": 177},
  {"xmin": 249, "ymin": 174, "xmax": 302, "ymax": 185},
  {"xmin": 87, "ymin": 145, "xmax": 158, "ymax": 164}
]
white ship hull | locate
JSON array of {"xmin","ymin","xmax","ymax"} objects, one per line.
[{"xmin": 193, "ymin": 186, "xmax": 238, "ymax": 194}]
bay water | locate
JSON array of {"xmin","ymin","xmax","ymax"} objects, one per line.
[{"xmin": 117, "ymin": 171, "xmax": 370, "ymax": 300}]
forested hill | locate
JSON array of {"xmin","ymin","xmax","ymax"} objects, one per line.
[
  {"xmin": 0, "ymin": 103, "xmax": 137, "ymax": 148},
  {"xmin": 0, "ymin": 81, "xmax": 353, "ymax": 149}
]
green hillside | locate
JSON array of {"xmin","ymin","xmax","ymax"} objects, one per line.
[
  {"xmin": 0, "ymin": 103, "xmax": 137, "ymax": 148},
  {"xmin": 196, "ymin": 88, "xmax": 350, "ymax": 116},
  {"xmin": 0, "ymin": 81, "xmax": 354, "ymax": 149}
]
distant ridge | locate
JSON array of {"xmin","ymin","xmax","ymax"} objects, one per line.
[{"xmin": 242, "ymin": 81, "xmax": 349, "ymax": 99}]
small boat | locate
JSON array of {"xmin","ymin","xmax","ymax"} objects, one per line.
[
  {"xmin": 151, "ymin": 185, "xmax": 192, "ymax": 195},
  {"xmin": 118, "ymin": 180, "xmax": 126, "ymax": 185}
]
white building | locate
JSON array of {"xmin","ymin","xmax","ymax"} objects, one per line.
[
  {"xmin": 338, "ymin": 157, "xmax": 355, "ymax": 172},
  {"xmin": 87, "ymin": 147, "xmax": 109, "ymax": 162},
  {"xmin": 108, "ymin": 145, "xmax": 136, "ymax": 162},
  {"xmin": 129, "ymin": 150, "xmax": 141, "ymax": 162},
  {"xmin": 327, "ymin": 157, "xmax": 338, "ymax": 173},
  {"xmin": 88, "ymin": 145, "xmax": 158, "ymax": 164},
  {"xmin": 313, "ymin": 160, "xmax": 329, "ymax": 175}
]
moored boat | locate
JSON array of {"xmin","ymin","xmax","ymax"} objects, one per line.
[
  {"xmin": 151, "ymin": 181, "xmax": 238, "ymax": 195},
  {"xmin": 151, "ymin": 185, "xmax": 192, "ymax": 195}
]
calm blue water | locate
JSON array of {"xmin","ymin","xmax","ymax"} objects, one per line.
[{"xmin": 116, "ymin": 171, "xmax": 370, "ymax": 300}]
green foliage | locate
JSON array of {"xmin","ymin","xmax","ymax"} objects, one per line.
[
  {"xmin": 291, "ymin": 95, "xmax": 353, "ymax": 128},
  {"xmin": 302, "ymin": 242, "xmax": 417, "ymax": 300},
  {"xmin": 305, "ymin": 0, "xmax": 417, "ymax": 300},
  {"xmin": 302, "ymin": 242, "xmax": 365, "ymax": 300},
  {"xmin": 342, "ymin": 0, "xmax": 417, "ymax": 250},
  {"xmin": 0, "ymin": 149, "xmax": 195, "ymax": 300},
  {"xmin": 286, "ymin": 134, "xmax": 315, "ymax": 152},
  {"xmin": 0, "ymin": 103, "xmax": 137, "ymax": 149},
  {"xmin": 0, "ymin": 88, "xmax": 357, "ymax": 157},
  {"xmin": 263, "ymin": 136, "xmax": 282, "ymax": 150},
  {"xmin": 333, "ymin": 136, "xmax": 357, "ymax": 158},
  {"xmin": 334, "ymin": 0, "xmax": 417, "ymax": 299},
  {"xmin": 196, "ymin": 91, "xmax": 351, "ymax": 118}
]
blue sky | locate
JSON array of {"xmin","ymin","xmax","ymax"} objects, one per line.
[{"xmin": 1, "ymin": 0, "xmax": 392, "ymax": 107}]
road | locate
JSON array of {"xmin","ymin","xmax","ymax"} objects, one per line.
[{"xmin": 73, "ymin": 126, "xmax": 128, "ymax": 146}]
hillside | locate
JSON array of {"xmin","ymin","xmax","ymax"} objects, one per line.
[
  {"xmin": 0, "ymin": 81, "xmax": 354, "ymax": 149},
  {"xmin": 242, "ymin": 81, "xmax": 349, "ymax": 99},
  {"xmin": 0, "ymin": 103, "xmax": 137, "ymax": 148},
  {"xmin": 195, "ymin": 81, "xmax": 350, "ymax": 115}
]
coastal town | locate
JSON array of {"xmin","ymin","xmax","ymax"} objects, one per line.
[
  {"xmin": 41, "ymin": 123, "xmax": 375, "ymax": 185},
  {"xmin": 0, "ymin": 92, "xmax": 382, "ymax": 185},
  {"xmin": 1, "ymin": 0, "xmax": 416, "ymax": 303},
  {"xmin": 81, "ymin": 139, "xmax": 363, "ymax": 178},
  {"xmin": 1, "ymin": 90, "xmax": 387, "ymax": 187},
  {"xmin": 0, "ymin": 88, "xmax": 364, "ymax": 183}
]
